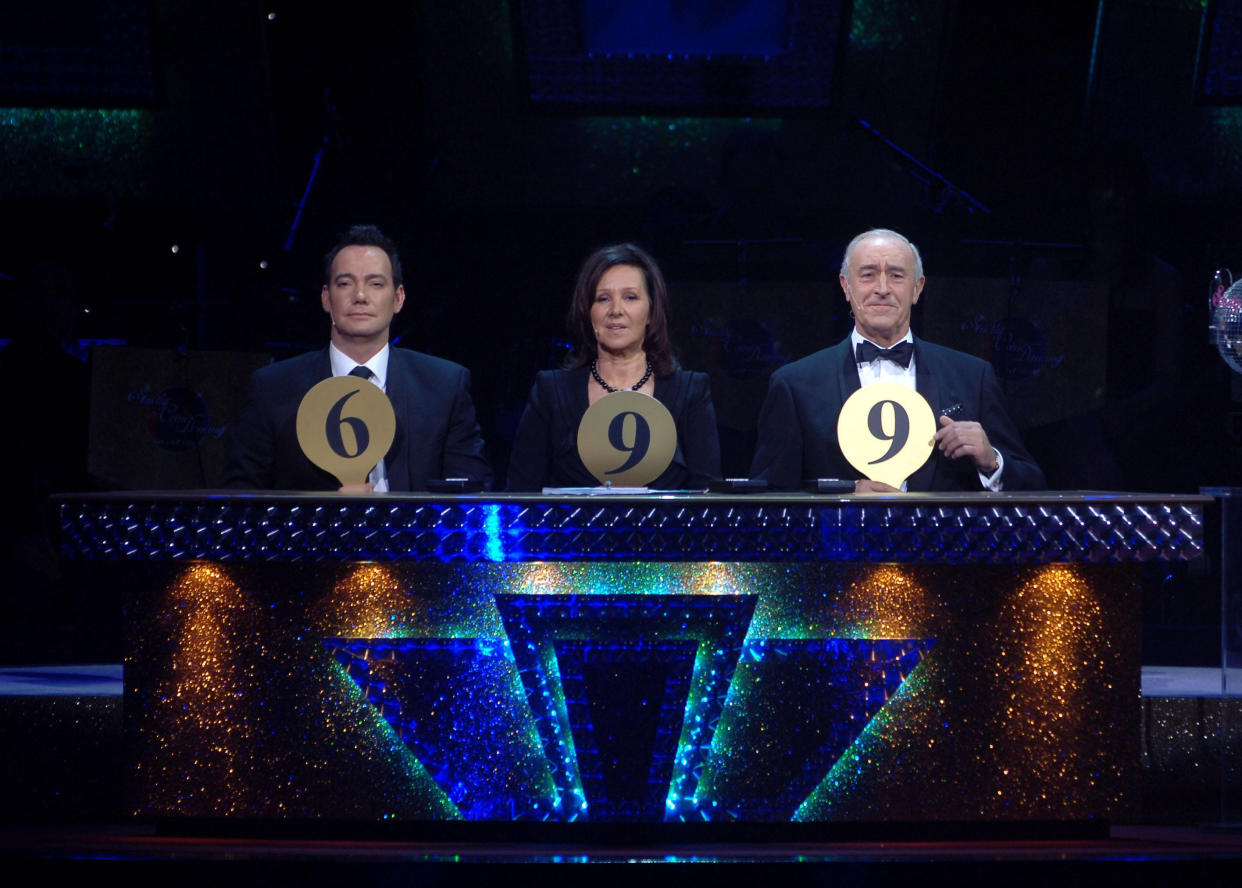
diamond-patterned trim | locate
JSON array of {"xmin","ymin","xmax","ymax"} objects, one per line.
[{"xmin": 55, "ymin": 493, "xmax": 1207, "ymax": 564}]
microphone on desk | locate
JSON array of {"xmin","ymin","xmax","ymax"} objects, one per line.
[{"xmin": 426, "ymin": 478, "xmax": 486, "ymax": 493}]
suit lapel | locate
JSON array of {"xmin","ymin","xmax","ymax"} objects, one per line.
[
  {"xmin": 301, "ymin": 349, "xmax": 343, "ymax": 489},
  {"xmin": 382, "ymin": 350, "xmax": 410, "ymax": 490},
  {"xmin": 568, "ymin": 365, "xmax": 590, "ymax": 418},
  {"xmin": 909, "ymin": 338, "xmax": 942, "ymax": 490},
  {"xmin": 831, "ymin": 339, "xmax": 861, "ymax": 471},
  {"xmin": 836, "ymin": 338, "xmax": 862, "ymax": 399}
]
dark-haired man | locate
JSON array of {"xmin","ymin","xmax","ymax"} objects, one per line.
[
  {"xmin": 751, "ymin": 228, "xmax": 1044, "ymax": 492},
  {"xmin": 222, "ymin": 225, "xmax": 491, "ymax": 491}
]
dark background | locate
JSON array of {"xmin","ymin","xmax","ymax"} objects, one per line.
[
  {"xmin": 2, "ymin": 0, "xmax": 1241, "ymax": 490},
  {"xmin": 2, "ymin": 0, "xmax": 1242, "ymax": 665}
]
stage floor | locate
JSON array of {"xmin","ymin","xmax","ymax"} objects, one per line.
[
  {"xmin": 2, "ymin": 821, "xmax": 1241, "ymax": 861},
  {"xmin": 2, "ymin": 663, "xmax": 1240, "ymax": 885},
  {"xmin": 2, "ymin": 822, "xmax": 1241, "ymax": 888},
  {"xmin": 4, "ymin": 662, "xmax": 1239, "ymax": 698}
]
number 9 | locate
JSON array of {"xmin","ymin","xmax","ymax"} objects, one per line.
[
  {"xmin": 866, "ymin": 399, "xmax": 909, "ymax": 464},
  {"xmin": 606, "ymin": 411, "xmax": 651, "ymax": 474}
]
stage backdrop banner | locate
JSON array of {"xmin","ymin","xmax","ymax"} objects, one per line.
[
  {"xmin": 921, "ymin": 277, "xmax": 1106, "ymax": 428},
  {"xmin": 88, "ymin": 346, "xmax": 270, "ymax": 489}
]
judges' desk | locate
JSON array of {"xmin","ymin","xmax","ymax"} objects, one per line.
[{"xmin": 57, "ymin": 492, "xmax": 1206, "ymax": 831}]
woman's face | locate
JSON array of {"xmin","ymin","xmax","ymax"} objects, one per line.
[{"xmin": 589, "ymin": 263, "xmax": 650, "ymax": 356}]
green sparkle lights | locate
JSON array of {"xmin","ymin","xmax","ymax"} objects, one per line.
[
  {"xmin": 0, "ymin": 108, "xmax": 151, "ymax": 198},
  {"xmin": 1207, "ymin": 106, "xmax": 1242, "ymax": 181},
  {"xmin": 135, "ymin": 560, "xmax": 1137, "ymax": 822},
  {"xmin": 324, "ymin": 659, "xmax": 459, "ymax": 819},
  {"xmin": 849, "ymin": 0, "xmax": 928, "ymax": 51},
  {"xmin": 793, "ymin": 660, "xmax": 938, "ymax": 821}
]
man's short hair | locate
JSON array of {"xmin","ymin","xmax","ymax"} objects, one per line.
[
  {"xmin": 323, "ymin": 225, "xmax": 404, "ymax": 288},
  {"xmin": 840, "ymin": 228, "xmax": 924, "ymax": 282}
]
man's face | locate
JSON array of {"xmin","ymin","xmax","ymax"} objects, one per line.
[
  {"xmin": 840, "ymin": 234, "xmax": 925, "ymax": 347},
  {"xmin": 321, "ymin": 245, "xmax": 405, "ymax": 346}
]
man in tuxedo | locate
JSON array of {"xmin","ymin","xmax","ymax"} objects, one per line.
[
  {"xmin": 750, "ymin": 228, "xmax": 1044, "ymax": 492},
  {"xmin": 222, "ymin": 225, "xmax": 491, "ymax": 491}
]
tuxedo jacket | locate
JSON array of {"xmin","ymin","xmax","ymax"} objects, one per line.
[
  {"xmin": 750, "ymin": 336, "xmax": 1045, "ymax": 491},
  {"xmin": 506, "ymin": 366, "xmax": 721, "ymax": 491},
  {"xmin": 221, "ymin": 347, "xmax": 492, "ymax": 491}
]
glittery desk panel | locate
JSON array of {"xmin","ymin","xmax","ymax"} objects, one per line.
[
  {"xmin": 124, "ymin": 560, "xmax": 1140, "ymax": 823},
  {"xmin": 57, "ymin": 493, "xmax": 1205, "ymax": 564}
]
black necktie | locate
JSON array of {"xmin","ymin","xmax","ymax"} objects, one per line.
[
  {"xmin": 348, "ymin": 365, "xmax": 380, "ymax": 484},
  {"xmin": 855, "ymin": 340, "xmax": 913, "ymax": 368}
]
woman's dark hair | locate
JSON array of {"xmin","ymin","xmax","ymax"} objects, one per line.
[{"xmin": 564, "ymin": 243, "xmax": 678, "ymax": 376}]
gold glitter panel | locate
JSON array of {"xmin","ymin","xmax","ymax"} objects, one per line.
[{"xmin": 125, "ymin": 560, "xmax": 1142, "ymax": 824}]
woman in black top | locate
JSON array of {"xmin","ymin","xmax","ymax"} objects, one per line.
[{"xmin": 506, "ymin": 243, "xmax": 721, "ymax": 491}]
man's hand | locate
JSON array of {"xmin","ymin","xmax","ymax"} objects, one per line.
[
  {"xmin": 337, "ymin": 482, "xmax": 376, "ymax": 494},
  {"xmin": 854, "ymin": 478, "xmax": 901, "ymax": 493},
  {"xmin": 934, "ymin": 415, "xmax": 999, "ymax": 473}
]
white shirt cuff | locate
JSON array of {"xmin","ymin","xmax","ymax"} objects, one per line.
[{"xmin": 979, "ymin": 448, "xmax": 1004, "ymax": 491}]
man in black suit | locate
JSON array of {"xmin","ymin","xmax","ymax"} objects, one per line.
[
  {"xmin": 751, "ymin": 228, "xmax": 1044, "ymax": 492},
  {"xmin": 222, "ymin": 225, "xmax": 491, "ymax": 491}
]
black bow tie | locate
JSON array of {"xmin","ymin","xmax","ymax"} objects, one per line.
[{"xmin": 855, "ymin": 340, "xmax": 913, "ymax": 368}]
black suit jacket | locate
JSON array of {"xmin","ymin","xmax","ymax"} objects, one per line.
[
  {"xmin": 221, "ymin": 347, "xmax": 492, "ymax": 491},
  {"xmin": 750, "ymin": 336, "xmax": 1045, "ymax": 491},
  {"xmin": 506, "ymin": 366, "xmax": 721, "ymax": 491}
]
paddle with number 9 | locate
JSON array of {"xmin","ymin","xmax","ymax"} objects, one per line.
[{"xmin": 837, "ymin": 384, "xmax": 936, "ymax": 489}]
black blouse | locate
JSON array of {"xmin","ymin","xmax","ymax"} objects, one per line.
[{"xmin": 506, "ymin": 366, "xmax": 722, "ymax": 491}]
